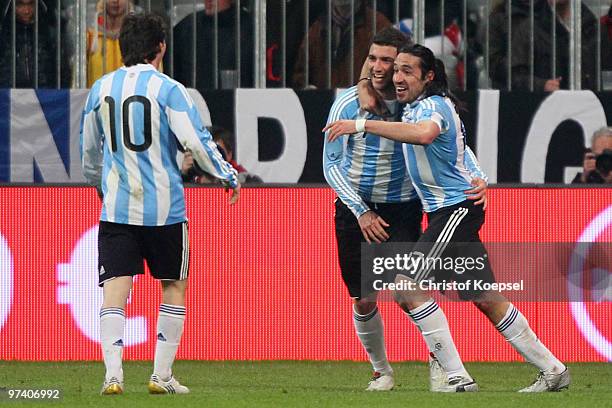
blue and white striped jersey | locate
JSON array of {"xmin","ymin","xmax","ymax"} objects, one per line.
[
  {"xmin": 400, "ymin": 95, "xmax": 487, "ymax": 213},
  {"xmin": 81, "ymin": 63, "xmax": 238, "ymax": 226},
  {"xmin": 323, "ymin": 86, "xmax": 417, "ymax": 218}
]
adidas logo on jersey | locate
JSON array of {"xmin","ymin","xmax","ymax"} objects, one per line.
[
  {"xmin": 157, "ymin": 332, "xmax": 167, "ymax": 342},
  {"xmin": 99, "ymin": 266, "xmax": 105, "ymax": 276},
  {"xmin": 112, "ymin": 339, "xmax": 124, "ymax": 347}
]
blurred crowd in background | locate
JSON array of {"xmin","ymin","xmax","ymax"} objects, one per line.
[{"xmin": 0, "ymin": 0, "xmax": 610, "ymax": 91}]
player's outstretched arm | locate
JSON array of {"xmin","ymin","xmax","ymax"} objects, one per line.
[
  {"xmin": 323, "ymin": 119, "xmax": 439, "ymax": 145},
  {"xmin": 166, "ymin": 84, "xmax": 239, "ymax": 192}
]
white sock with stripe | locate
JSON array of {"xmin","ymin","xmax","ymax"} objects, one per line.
[
  {"xmin": 154, "ymin": 304, "xmax": 186, "ymax": 381},
  {"xmin": 407, "ymin": 299, "xmax": 469, "ymax": 379},
  {"xmin": 100, "ymin": 307, "xmax": 125, "ymax": 382},
  {"xmin": 353, "ymin": 306, "xmax": 393, "ymax": 376},
  {"xmin": 496, "ymin": 304, "xmax": 565, "ymax": 374}
]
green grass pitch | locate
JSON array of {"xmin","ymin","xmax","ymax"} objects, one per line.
[{"xmin": 0, "ymin": 361, "xmax": 610, "ymax": 407}]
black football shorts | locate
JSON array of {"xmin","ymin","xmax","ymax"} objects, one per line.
[
  {"xmin": 402, "ymin": 200, "xmax": 496, "ymax": 300},
  {"xmin": 334, "ymin": 198, "xmax": 423, "ymax": 298},
  {"xmin": 97, "ymin": 220, "xmax": 189, "ymax": 287}
]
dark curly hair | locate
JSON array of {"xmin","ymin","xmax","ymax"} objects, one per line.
[{"xmin": 119, "ymin": 13, "xmax": 166, "ymax": 67}]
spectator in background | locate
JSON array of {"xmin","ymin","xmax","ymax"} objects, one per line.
[
  {"xmin": 0, "ymin": 0, "xmax": 71, "ymax": 88},
  {"xmin": 573, "ymin": 127, "xmax": 612, "ymax": 184},
  {"xmin": 378, "ymin": 0, "xmax": 481, "ymax": 90},
  {"xmin": 86, "ymin": 0, "xmax": 133, "ymax": 88},
  {"xmin": 292, "ymin": 0, "xmax": 391, "ymax": 89},
  {"xmin": 266, "ymin": 0, "xmax": 327, "ymax": 87},
  {"xmin": 182, "ymin": 126, "xmax": 262, "ymax": 184},
  {"xmin": 171, "ymin": 0, "xmax": 253, "ymax": 89},
  {"xmin": 603, "ymin": 5, "xmax": 612, "ymax": 41},
  {"xmin": 488, "ymin": 0, "xmax": 529, "ymax": 90},
  {"xmin": 210, "ymin": 126, "xmax": 262, "ymax": 183},
  {"xmin": 489, "ymin": 0, "xmax": 611, "ymax": 91}
]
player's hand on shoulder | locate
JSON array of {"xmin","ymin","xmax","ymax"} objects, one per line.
[
  {"xmin": 465, "ymin": 177, "xmax": 487, "ymax": 209},
  {"xmin": 358, "ymin": 80, "xmax": 389, "ymax": 117},
  {"xmin": 358, "ymin": 210, "xmax": 390, "ymax": 244}
]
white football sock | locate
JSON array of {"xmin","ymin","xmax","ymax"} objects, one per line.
[
  {"xmin": 154, "ymin": 304, "xmax": 186, "ymax": 380},
  {"xmin": 100, "ymin": 307, "xmax": 125, "ymax": 382},
  {"xmin": 407, "ymin": 299, "xmax": 469, "ymax": 379},
  {"xmin": 496, "ymin": 304, "xmax": 565, "ymax": 374},
  {"xmin": 353, "ymin": 306, "xmax": 393, "ymax": 376}
]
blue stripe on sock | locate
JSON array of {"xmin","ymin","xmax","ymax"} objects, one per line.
[
  {"xmin": 353, "ymin": 307, "xmax": 379, "ymax": 322},
  {"xmin": 496, "ymin": 307, "xmax": 518, "ymax": 332},
  {"xmin": 159, "ymin": 304, "xmax": 186, "ymax": 316},
  {"xmin": 159, "ymin": 304, "xmax": 186, "ymax": 311},
  {"xmin": 411, "ymin": 304, "xmax": 439, "ymax": 321},
  {"xmin": 408, "ymin": 302, "xmax": 438, "ymax": 321},
  {"xmin": 99, "ymin": 308, "xmax": 125, "ymax": 317},
  {"xmin": 160, "ymin": 304, "xmax": 185, "ymax": 309},
  {"xmin": 408, "ymin": 302, "xmax": 436, "ymax": 319}
]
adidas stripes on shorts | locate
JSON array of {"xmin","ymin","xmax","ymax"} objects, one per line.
[
  {"xmin": 98, "ymin": 221, "xmax": 190, "ymax": 287},
  {"xmin": 405, "ymin": 199, "xmax": 496, "ymax": 300}
]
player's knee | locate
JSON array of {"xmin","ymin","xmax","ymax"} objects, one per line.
[
  {"xmin": 102, "ymin": 276, "xmax": 133, "ymax": 308},
  {"xmin": 353, "ymin": 298, "xmax": 377, "ymax": 315},
  {"xmin": 473, "ymin": 296, "xmax": 505, "ymax": 318},
  {"xmin": 473, "ymin": 299, "xmax": 494, "ymax": 315},
  {"xmin": 472, "ymin": 290, "xmax": 507, "ymax": 313},
  {"xmin": 391, "ymin": 274, "xmax": 424, "ymax": 310},
  {"xmin": 162, "ymin": 279, "xmax": 188, "ymax": 304},
  {"xmin": 162, "ymin": 278, "xmax": 187, "ymax": 290}
]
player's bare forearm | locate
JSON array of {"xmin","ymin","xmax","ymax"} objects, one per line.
[
  {"xmin": 360, "ymin": 59, "xmax": 369, "ymax": 80},
  {"xmin": 323, "ymin": 119, "xmax": 438, "ymax": 145},
  {"xmin": 357, "ymin": 61, "xmax": 375, "ymax": 112},
  {"xmin": 357, "ymin": 60, "xmax": 388, "ymax": 116},
  {"xmin": 364, "ymin": 120, "xmax": 439, "ymax": 145}
]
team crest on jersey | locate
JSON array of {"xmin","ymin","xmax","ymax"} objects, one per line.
[
  {"xmin": 402, "ymin": 110, "xmax": 415, "ymax": 123},
  {"xmin": 327, "ymin": 150, "xmax": 340, "ymax": 161}
]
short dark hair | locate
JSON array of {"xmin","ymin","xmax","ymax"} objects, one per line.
[
  {"xmin": 119, "ymin": 13, "xmax": 166, "ymax": 66},
  {"xmin": 370, "ymin": 27, "xmax": 411, "ymax": 50},
  {"xmin": 209, "ymin": 126, "xmax": 234, "ymax": 155}
]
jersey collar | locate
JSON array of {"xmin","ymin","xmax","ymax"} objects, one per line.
[
  {"xmin": 120, "ymin": 63, "xmax": 157, "ymax": 72},
  {"xmin": 409, "ymin": 92, "xmax": 428, "ymax": 108}
]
